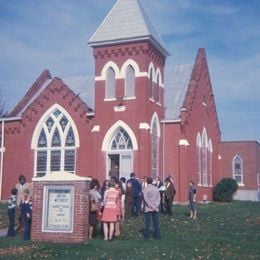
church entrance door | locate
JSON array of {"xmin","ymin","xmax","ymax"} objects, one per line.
[{"xmin": 108, "ymin": 153, "xmax": 132, "ymax": 180}]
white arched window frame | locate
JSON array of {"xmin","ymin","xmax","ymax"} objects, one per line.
[
  {"xmin": 150, "ymin": 113, "xmax": 160, "ymax": 178},
  {"xmin": 106, "ymin": 67, "xmax": 116, "ymax": 99},
  {"xmin": 232, "ymin": 155, "xmax": 244, "ymax": 185},
  {"xmin": 155, "ymin": 68, "xmax": 162, "ymax": 104},
  {"xmin": 148, "ymin": 63, "xmax": 155, "ymax": 101},
  {"xmin": 196, "ymin": 133, "xmax": 202, "ymax": 186},
  {"xmin": 125, "ymin": 65, "xmax": 135, "ymax": 98},
  {"xmin": 202, "ymin": 128, "xmax": 208, "ymax": 186},
  {"xmin": 208, "ymin": 139, "xmax": 213, "ymax": 187},
  {"xmin": 31, "ymin": 104, "xmax": 79, "ymax": 177}
]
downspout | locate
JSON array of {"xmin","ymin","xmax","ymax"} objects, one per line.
[
  {"xmin": 0, "ymin": 121, "xmax": 5, "ymax": 200},
  {"xmin": 162, "ymin": 121, "xmax": 165, "ymax": 181}
]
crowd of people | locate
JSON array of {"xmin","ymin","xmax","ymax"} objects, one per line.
[
  {"xmin": 5, "ymin": 172, "xmax": 197, "ymax": 242},
  {"xmin": 88, "ymin": 172, "xmax": 194, "ymax": 241}
]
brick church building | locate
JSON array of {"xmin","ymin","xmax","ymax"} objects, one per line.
[{"xmin": 0, "ymin": 0, "xmax": 259, "ymax": 202}]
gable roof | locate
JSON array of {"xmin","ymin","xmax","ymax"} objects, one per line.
[
  {"xmin": 164, "ymin": 64, "xmax": 193, "ymax": 119},
  {"xmin": 88, "ymin": 0, "xmax": 169, "ymax": 57}
]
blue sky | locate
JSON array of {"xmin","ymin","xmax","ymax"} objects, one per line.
[{"xmin": 0, "ymin": 0, "xmax": 259, "ymax": 142}]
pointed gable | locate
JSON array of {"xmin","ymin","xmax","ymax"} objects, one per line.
[
  {"xmin": 164, "ymin": 64, "xmax": 193, "ymax": 119},
  {"xmin": 9, "ymin": 70, "xmax": 52, "ymax": 117},
  {"xmin": 88, "ymin": 0, "xmax": 169, "ymax": 57}
]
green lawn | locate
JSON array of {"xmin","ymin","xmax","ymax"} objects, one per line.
[{"xmin": 0, "ymin": 201, "xmax": 259, "ymax": 259}]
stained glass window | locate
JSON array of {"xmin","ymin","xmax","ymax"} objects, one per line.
[
  {"xmin": 233, "ymin": 155, "xmax": 243, "ymax": 184},
  {"xmin": 45, "ymin": 117, "xmax": 54, "ymax": 132},
  {"xmin": 60, "ymin": 116, "xmax": 68, "ymax": 131},
  {"xmin": 149, "ymin": 69, "xmax": 153, "ymax": 99},
  {"xmin": 34, "ymin": 108, "xmax": 77, "ymax": 176},
  {"xmin": 38, "ymin": 129, "xmax": 47, "ymax": 148},
  {"xmin": 196, "ymin": 134, "xmax": 202, "ymax": 185},
  {"xmin": 64, "ymin": 150, "xmax": 75, "ymax": 172},
  {"xmin": 202, "ymin": 129, "xmax": 208, "ymax": 186},
  {"xmin": 53, "ymin": 109, "xmax": 61, "ymax": 118},
  {"xmin": 65, "ymin": 127, "xmax": 75, "ymax": 147},
  {"xmin": 156, "ymin": 74, "xmax": 160, "ymax": 103},
  {"xmin": 151, "ymin": 118, "xmax": 159, "ymax": 178},
  {"xmin": 110, "ymin": 127, "xmax": 133, "ymax": 150},
  {"xmin": 36, "ymin": 151, "xmax": 47, "ymax": 176},
  {"xmin": 51, "ymin": 128, "xmax": 61, "ymax": 147},
  {"xmin": 51, "ymin": 150, "xmax": 61, "ymax": 171}
]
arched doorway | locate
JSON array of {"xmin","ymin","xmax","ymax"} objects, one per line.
[{"xmin": 107, "ymin": 127, "xmax": 133, "ymax": 180}]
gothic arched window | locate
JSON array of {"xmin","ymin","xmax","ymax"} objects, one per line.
[
  {"xmin": 35, "ymin": 108, "xmax": 77, "ymax": 177},
  {"xmin": 110, "ymin": 127, "xmax": 133, "ymax": 151},
  {"xmin": 233, "ymin": 155, "xmax": 243, "ymax": 185},
  {"xmin": 196, "ymin": 133, "xmax": 202, "ymax": 185},
  {"xmin": 156, "ymin": 74, "xmax": 160, "ymax": 103},
  {"xmin": 202, "ymin": 128, "xmax": 208, "ymax": 186},
  {"xmin": 149, "ymin": 68, "xmax": 153, "ymax": 100},
  {"xmin": 106, "ymin": 67, "xmax": 116, "ymax": 99},
  {"xmin": 151, "ymin": 117, "xmax": 159, "ymax": 178},
  {"xmin": 125, "ymin": 65, "xmax": 135, "ymax": 97}
]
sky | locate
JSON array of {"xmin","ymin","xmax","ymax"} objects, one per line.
[{"xmin": 0, "ymin": 0, "xmax": 259, "ymax": 142}]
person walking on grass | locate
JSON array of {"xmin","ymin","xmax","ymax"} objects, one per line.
[
  {"xmin": 143, "ymin": 177, "xmax": 161, "ymax": 240},
  {"xmin": 189, "ymin": 181, "xmax": 197, "ymax": 220}
]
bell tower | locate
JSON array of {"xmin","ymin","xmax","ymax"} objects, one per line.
[{"xmin": 88, "ymin": 0, "xmax": 169, "ymax": 179}]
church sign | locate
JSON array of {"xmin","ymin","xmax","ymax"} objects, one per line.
[{"xmin": 43, "ymin": 185, "xmax": 74, "ymax": 232}]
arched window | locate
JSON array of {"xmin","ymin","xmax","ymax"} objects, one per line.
[
  {"xmin": 110, "ymin": 127, "xmax": 133, "ymax": 151},
  {"xmin": 156, "ymin": 74, "xmax": 160, "ymax": 103},
  {"xmin": 196, "ymin": 133, "xmax": 202, "ymax": 185},
  {"xmin": 125, "ymin": 65, "xmax": 135, "ymax": 97},
  {"xmin": 208, "ymin": 139, "xmax": 213, "ymax": 186},
  {"xmin": 34, "ymin": 108, "xmax": 77, "ymax": 177},
  {"xmin": 233, "ymin": 155, "xmax": 243, "ymax": 185},
  {"xmin": 149, "ymin": 68, "xmax": 153, "ymax": 99},
  {"xmin": 151, "ymin": 117, "xmax": 160, "ymax": 178},
  {"xmin": 202, "ymin": 128, "xmax": 208, "ymax": 186},
  {"xmin": 106, "ymin": 67, "xmax": 116, "ymax": 98}
]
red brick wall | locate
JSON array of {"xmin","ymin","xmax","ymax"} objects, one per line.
[
  {"xmin": 31, "ymin": 180, "xmax": 90, "ymax": 243},
  {"xmin": 220, "ymin": 141, "xmax": 260, "ymax": 190},
  {"xmin": 1, "ymin": 79, "xmax": 93, "ymax": 199},
  {"xmin": 91, "ymin": 41, "xmax": 166, "ymax": 182}
]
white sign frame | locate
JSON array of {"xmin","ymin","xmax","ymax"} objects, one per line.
[{"xmin": 42, "ymin": 185, "xmax": 74, "ymax": 233}]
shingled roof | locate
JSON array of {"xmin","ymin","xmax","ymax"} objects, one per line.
[{"xmin": 88, "ymin": 0, "xmax": 169, "ymax": 57}]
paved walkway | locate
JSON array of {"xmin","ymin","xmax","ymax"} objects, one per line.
[{"xmin": 0, "ymin": 228, "xmax": 7, "ymax": 237}]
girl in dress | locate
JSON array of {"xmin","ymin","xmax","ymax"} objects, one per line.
[{"xmin": 101, "ymin": 180, "xmax": 119, "ymax": 241}]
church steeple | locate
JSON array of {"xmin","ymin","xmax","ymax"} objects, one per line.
[{"xmin": 88, "ymin": 0, "xmax": 169, "ymax": 57}]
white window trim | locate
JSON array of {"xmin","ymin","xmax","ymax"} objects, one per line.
[{"xmin": 32, "ymin": 104, "xmax": 79, "ymax": 177}]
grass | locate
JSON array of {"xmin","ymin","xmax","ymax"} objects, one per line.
[{"xmin": 0, "ymin": 201, "xmax": 259, "ymax": 259}]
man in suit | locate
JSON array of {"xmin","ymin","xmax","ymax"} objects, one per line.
[
  {"xmin": 127, "ymin": 172, "xmax": 142, "ymax": 216},
  {"xmin": 164, "ymin": 177, "xmax": 175, "ymax": 215}
]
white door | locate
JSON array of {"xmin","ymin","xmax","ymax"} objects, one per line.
[{"xmin": 120, "ymin": 154, "xmax": 132, "ymax": 179}]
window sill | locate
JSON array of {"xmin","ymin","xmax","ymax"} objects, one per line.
[{"xmin": 104, "ymin": 98, "xmax": 116, "ymax": 101}]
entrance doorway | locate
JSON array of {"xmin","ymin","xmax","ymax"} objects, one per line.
[{"xmin": 108, "ymin": 153, "xmax": 132, "ymax": 180}]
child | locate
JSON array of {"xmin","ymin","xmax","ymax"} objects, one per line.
[
  {"xmin": 125, "ymin": 182, "xmax": 134, "ymax": 221},
  {"xmin": 6, "ymin": 188, "xmax": 18, "ymax": 237},
  {"xmin": 21, "ymin": 189, "xmax": 32, "ymax": 241}
]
